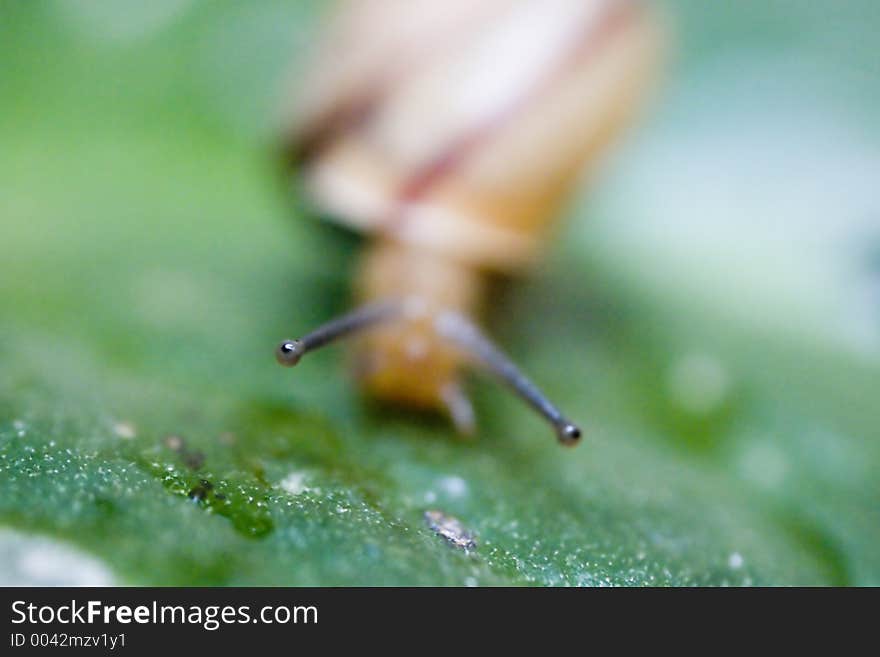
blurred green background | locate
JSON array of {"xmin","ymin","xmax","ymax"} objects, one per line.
[{"xmin": 1, "ymin": 0, "xmax": 878, "ymax": 585}]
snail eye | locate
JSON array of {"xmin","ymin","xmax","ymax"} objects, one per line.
[
  {"xmin": 556, "ymin": 423, "xmax": 582, "ymax": 445},
  {"xmin": 275, "ymin": 339, "xmax": 305, "ymax": 367}
]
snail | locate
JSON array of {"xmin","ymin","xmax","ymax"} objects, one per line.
[{"xmin": 276, "ymin": 0, "xmax": 663, "ymax": 445}]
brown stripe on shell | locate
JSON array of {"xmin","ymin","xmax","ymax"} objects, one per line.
[
  {"xmin": 287, "ymin": 92, "xmax": 381, "ymax": 167},
  {"xmin": 387, "ymin": 0, "xmax": 638, "ymax": 230},
  {"xmin": 287, "ymin": 1, "xmax": 515, "ymax": 168}
]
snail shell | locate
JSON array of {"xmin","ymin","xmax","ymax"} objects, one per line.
[{"xmin": 284, "ymin": 0, "xmax": 663, "ymax": 272}]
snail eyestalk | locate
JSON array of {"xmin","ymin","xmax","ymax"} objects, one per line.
[
  {"xmin": 440, "ymin": 381, "xmax": 476, "ymax": 437},
  {"xmin": 434, "ymin": 311, "xmax": 582, "ymax": 446},
  {"xmin": 276, "ymin": 301, "xmax": 402, "ymax": 367},
  {"xmin": 277, "ymin": 299, "xmax": 581, "ymax": 445}
]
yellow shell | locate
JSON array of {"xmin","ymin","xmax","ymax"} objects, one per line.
[{"xmin": 285, "ymin": 0, "xmax": 663, "ymax": 273}]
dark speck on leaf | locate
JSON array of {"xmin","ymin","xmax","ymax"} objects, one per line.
[
  {"xmin": 188, "ymin": 479, "xmax": 213, "ymax": 501},
  {"xmin": 424, "ymin": 510, "xmax": 476, "ymax": 551}
]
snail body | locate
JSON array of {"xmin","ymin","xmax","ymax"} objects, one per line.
[{"xmin": 277, "ymin": 0, "xmax": 662, "ymax": 444}]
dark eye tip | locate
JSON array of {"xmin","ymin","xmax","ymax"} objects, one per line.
[
  {"xmin": 557, "ymin": 422, "xmax": 582, "ymax": 446},
  {"xmin": 276, "ymin": 339, "xmax": 305, "ymax": 367}
]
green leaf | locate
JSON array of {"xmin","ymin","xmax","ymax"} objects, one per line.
[{"xmin": 1, "ymin": 0, "xmax": 878, "ymax": 586}]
